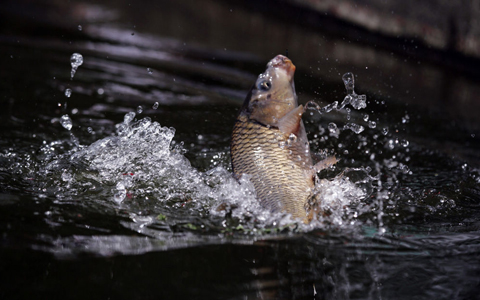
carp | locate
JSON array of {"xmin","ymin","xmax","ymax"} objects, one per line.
[{"xmin": 230, "ymin": 54, "xmax": 336, "ymax": 222}]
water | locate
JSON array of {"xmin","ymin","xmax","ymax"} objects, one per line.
[
  {"xmin": 70, "ymin": 53, "xmax": 83, "ymax": 79},
  {"xmin": 1, "ymin": 0, "xmax": 479, "ymax": 299}
]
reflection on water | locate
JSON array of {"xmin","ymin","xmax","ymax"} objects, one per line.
[{"xmin": 0, "ymin": 0, "xmax": 480, "ymax": 299}]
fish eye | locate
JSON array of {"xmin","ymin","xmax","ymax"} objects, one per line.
[{"xmin": 257, "ymin": 80, "xmax": 271, "ymax": 91}]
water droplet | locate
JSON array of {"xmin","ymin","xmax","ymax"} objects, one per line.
[
  {"xmin": 328, "ymin": 122, "xmax": 337, "ymax": 133},
  {"xmin": 368, "ymin": 121, "xmax": 377, "ymax": 128},
  {"xmin": 341, "ymin": 72, "xmax": 366, "ymax": 110},
  {"xmin": 97, "ymin": 88, "xmax": 104, "ymax": 95},
  {"xmin": 342, "ymin": 72, "xmax": 355, "ymax": 95},
  {"xmin": 344, "ymin": 123, "xmax": 365, "ymax": 134},
  {"xmin": 78, "ymin": 25, "xmax": 82, "ymax": 31},
  {"xmin": 363, "ymin": 114, "xmax": 369, "ymax": 121},
  {"xmin": 152, "ymin": 102, "xmax": 159, "ymax": 109},
  {"xmin": 64, "ymin": 88, "xmax": 72, "ymax": 98},
  {"xmin": 147, "ymin": 68, "xmax": 153, "ymax": 75},
  {"xmin": 382, "ymin": 127, "xmax": 389, "ymax": 135},
  {"xmin": 71, "ymin": 108, "xmax": 78, "ymax": 114},
  {"xmin": 124, "ymin": 112, "xmax": 136, "ymax": 124},
  {"xmin": 137, "ymin": 106, "xmax": 143, "ymax": 114},
  {"xmin": 61, "ymin": 114, "xmax": 72, "ymax": 131},
  {"xmin": 70, "ymin": 53, "xmax": 83, "ymax": 79},
  {"xmin": 387, "ymin": 139, "xmax": 395, "ymax": 149},
  {"xmin": 400, "ymin": 139, "xmax": 409, "ymax": 147}
]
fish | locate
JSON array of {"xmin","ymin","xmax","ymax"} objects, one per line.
[{"xmin": 230, "ymin": 54, "xmax": 336, "ymax": 222}]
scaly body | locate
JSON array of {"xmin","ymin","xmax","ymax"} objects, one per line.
[{"xmin": 231, "ymin": 55, "xmax": 335, "ymax": 221}]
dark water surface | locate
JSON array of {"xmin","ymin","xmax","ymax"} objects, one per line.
[{"xmin": 1, "ymin": 0, "xmax": 480, "ymax": 299}]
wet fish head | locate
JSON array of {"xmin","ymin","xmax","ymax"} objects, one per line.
[{"xmin": 241, "ymin": 55, "xmax": 297, "ymax": 126}]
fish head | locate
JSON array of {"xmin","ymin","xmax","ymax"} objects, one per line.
[{"xmin": 241, "ymin": 55, "xmax": 297, "ymax": 126}]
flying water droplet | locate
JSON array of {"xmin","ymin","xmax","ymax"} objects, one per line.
[
  {"xmin": 64, "ymin": 88, "xmax": 72, "ymax": 98},
  {"xmin": 328, "ymin": 123, "xmax": 337, "ymax": 133},
  {"xmin": 368, "ymin": 121, "xmax": 377, "ymax": 128},
  {"xmin": 147, "ymin": 68, "xmax": 153, "ymax": 75},
  {"xmin": 342, "ymin": 72, "xmax": 355, "ymax": 95},
  {"xmin": 61, "ymin": 114, "xmax": 72, "ymax": 131},
  {"xmin": 152, "ymin": 102, "xmax": 159, "ymax": 109},
  {"xmin": 70, "ymin": 53, "xmax": 83, "ymax": 79},
  {"xmin": 382, "ymin": 127, "xmax": 389, "ymax": 135},
  {"xmin": 137, "ymin": 106, "xmax": 143, "ymax": 114},
  {"xmin": 363, "ymin": 114, "xmax": 369, "ymax": 121},
  {"xmin": 78, "ymin": 25, "xmax": 82, "ymax": 31},
  {"xmin": 341, "ymin": 72, "xmax": 366, "ymax": 110},
  {"xmin": 344, "ymin": 123, "xmax": 365, "ymax": 134},
  {"xmin": 124, "ymin": 112, "xmax": 136, "ymax": 124}
]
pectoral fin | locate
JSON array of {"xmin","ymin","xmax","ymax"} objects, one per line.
[
  {"xmin": 277, "ymin": 105, "xmax": 304, "ymax": 136},
  {"xmin": 313, "ymin": 156, "xmax": 338, "ymax": 172}
]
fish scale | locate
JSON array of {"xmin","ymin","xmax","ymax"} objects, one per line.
[{"xmin": 231, "ymin": 114, "xmax": 314, "ymax": 219}]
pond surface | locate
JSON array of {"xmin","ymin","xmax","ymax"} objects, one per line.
[{"xmin": 1, "ymin": 0, "xmax": 480, "ymax": 299}]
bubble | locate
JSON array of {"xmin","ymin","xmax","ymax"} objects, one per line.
[
  {"xmin": 60, "ymin": 114, "xmax": 72, "ymax": 131},
  {"xmin": 64, "ymin": 88, "xmax": 72, "ymax": 98},
  {"xmin": 152, "ymin": 102, "xmax": 159, "ymax": 109},
  {"xmin": 70, "ymin": 53, "xmax": 83, "ymax": 79}
]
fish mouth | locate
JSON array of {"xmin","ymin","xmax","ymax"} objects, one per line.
[{"xmin": 269, "ymin": 54, "xmax": 296, "ymax": 78}]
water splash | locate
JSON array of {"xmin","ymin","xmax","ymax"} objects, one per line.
[
  {"xmin": 70, "ymin": 53, "xmax": 83, "ymax": 79},
  {"xmin": 340, "ymin": 72, "xmax": 366, "ymax": 110},
  {"xmin": 60, "ymin": 114, "xmax": 73, "ymax": 130}
]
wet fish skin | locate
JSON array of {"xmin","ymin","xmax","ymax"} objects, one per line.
[{"xmin": 231, "ymin": 55, "xmax": 326, "ymax": 221}]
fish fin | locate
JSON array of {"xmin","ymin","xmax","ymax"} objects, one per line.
[
  {"xmin": 277, "ymin": 105, "xmax": 304, "ymax": 136},
  {"xmin": 313, "ymin": 156, "xmax": 338, "ymax": 173}
]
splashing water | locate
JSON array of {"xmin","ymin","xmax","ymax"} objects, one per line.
[
  {"xmin": 340, "ymin": 72, "xmax": 366, "ymax": 110},
  {"xmin": 70, "ymin": 53, "xmax": 83, "ymax": 79},
  {"xmin": 60, "ymin": 114, "xmax": 73, "ymax": 130}
]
